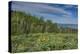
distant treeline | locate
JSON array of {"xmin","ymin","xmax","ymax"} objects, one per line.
[{"xmin": 11, "ymin": 11, "xmax": 77, "ymax": 35}]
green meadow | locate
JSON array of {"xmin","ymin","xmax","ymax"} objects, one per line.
[
  {"xmin": 11, "ymin": 11, "xmax": 78, "ymax": 53},
  {"xmin": 11, "ymin": 33, "xmax": 78, "ymax": 53}
]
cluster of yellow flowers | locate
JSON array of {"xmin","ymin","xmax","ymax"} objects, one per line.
[{"xmin": 38, "ymin": 35, "xmax": 49, "ymax": 43}]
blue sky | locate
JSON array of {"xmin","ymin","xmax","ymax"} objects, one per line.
[{"xmin": 11, "ymin": 1, "xmax": 78, "ymax": 24}]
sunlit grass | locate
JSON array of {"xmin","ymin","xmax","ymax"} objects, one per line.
[{"xmin": 11, "ymin": 33, "xmax": 78, "ymax": 53}]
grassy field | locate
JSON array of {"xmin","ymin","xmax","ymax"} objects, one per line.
[{"xmin": 11, "ymin": 33, "xmax": 78, "ymax": 53}]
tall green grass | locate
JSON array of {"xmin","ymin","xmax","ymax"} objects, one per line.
[{"xmin": 11, "ymin": 33, "xmax": 78, "ymax": 53}]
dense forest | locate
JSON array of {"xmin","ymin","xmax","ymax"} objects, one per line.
[{"xmin": 11, "ymin": 11, "xmax": 77, "ymax": 35}]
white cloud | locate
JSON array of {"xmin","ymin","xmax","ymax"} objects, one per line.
[
  {"xmin": 11, "ymin": 1, "xmax": 77, "ymax": 24},
  {"xmin": 12, "ymin": 2, "xmax": 72, "ymax": 16}
]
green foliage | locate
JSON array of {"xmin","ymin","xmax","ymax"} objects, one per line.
[
  {"xmin": 11, "ymin": 11, "xmax": 60, "ymax": 35},
  {"xmin": 11, "ymin": 33, "xmax": 78, "ymax": 53},
  {"xmin": 11, "ymin": 11, "xmax": 77, "ymax": 35},
  {"xmin": 11, "ymin": 11, "xmax": 78, "ymax": 53}
]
